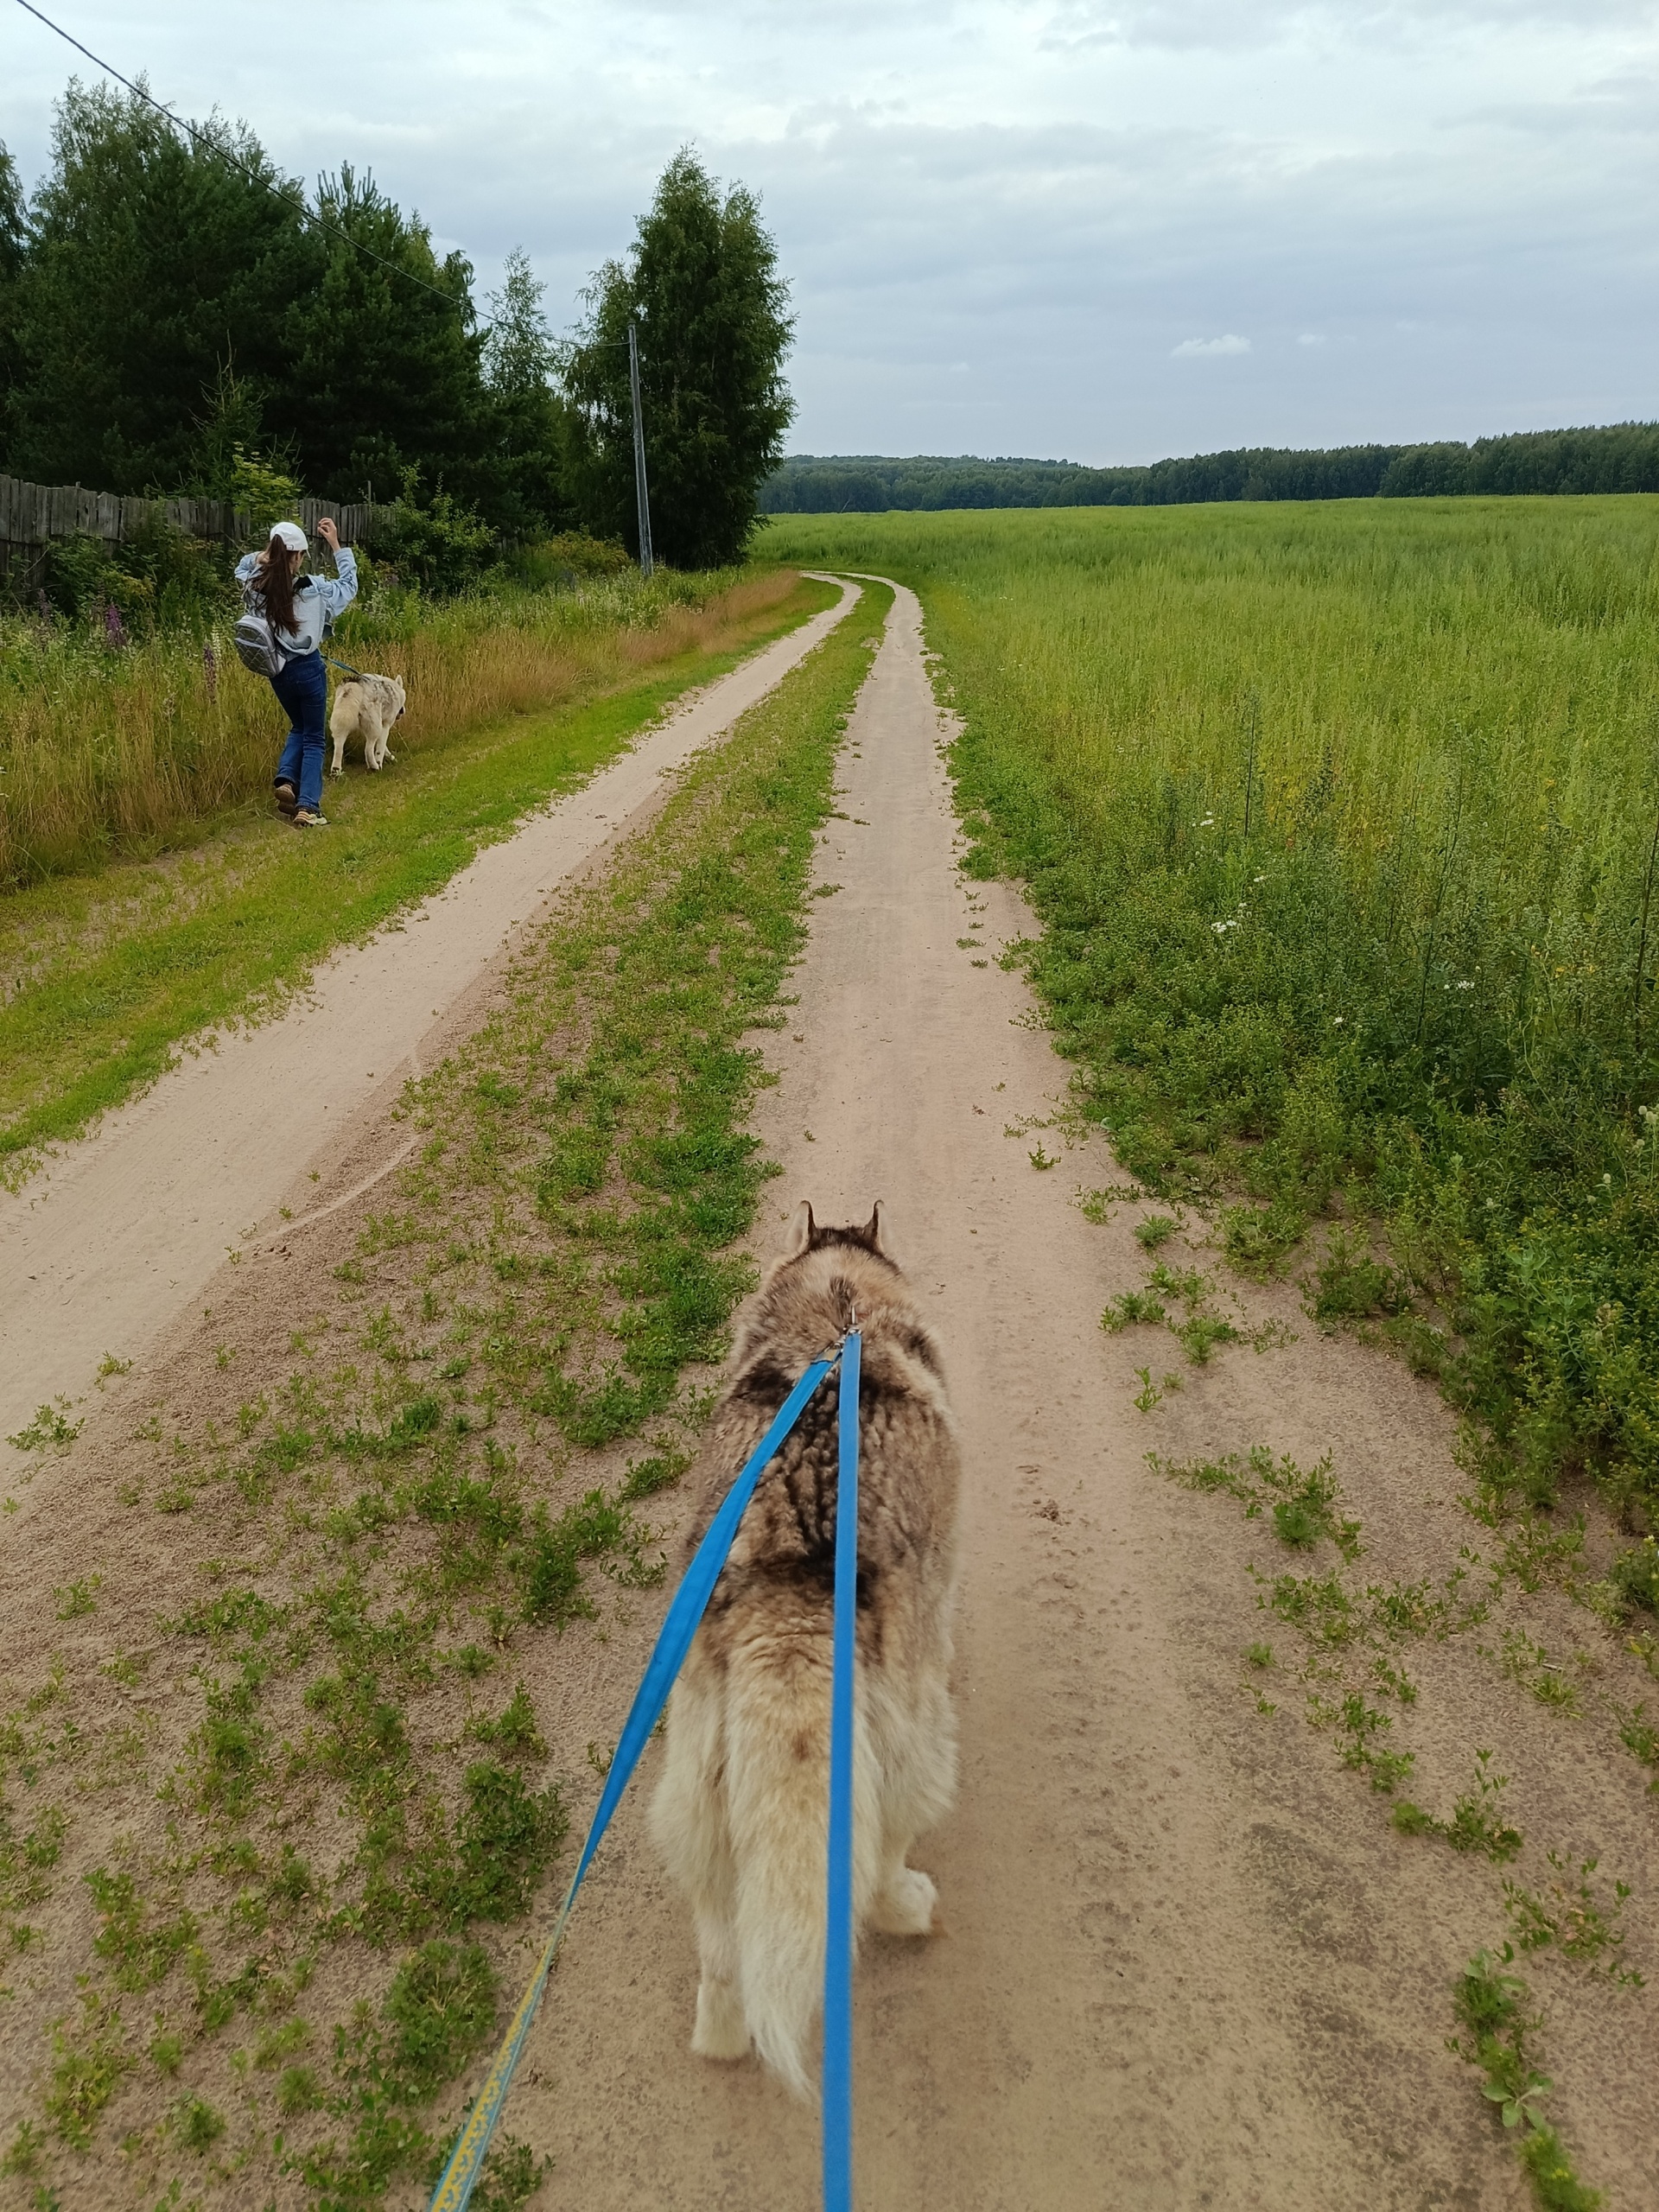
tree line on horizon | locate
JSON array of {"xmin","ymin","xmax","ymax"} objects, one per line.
[
  {"xmin": 0, "ymin": 85, "xmax": 792, "ymax": 570},
  {"xmin": 760, "ymin": 426, "xmax": 1659, "ymax": 513}
]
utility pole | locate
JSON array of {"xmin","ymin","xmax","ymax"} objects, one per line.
[{"xmin": 628, "ymin": 319, "xmax": 654, "ymax": 579}]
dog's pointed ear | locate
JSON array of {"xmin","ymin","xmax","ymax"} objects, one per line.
[
  {"xmin": 863, "ymin": 1201, "xmax": 897, "ymax": 1264},
  {"xmin": 782, "ymin": 1199, "xmax": 816, "ymax": 1260}
]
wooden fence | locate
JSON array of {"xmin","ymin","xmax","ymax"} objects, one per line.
[{"xmin": 0, "ymin": 474, "xmax": 397, "ymax": 586}]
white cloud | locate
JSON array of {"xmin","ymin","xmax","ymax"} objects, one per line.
[
  {"xmin": 1173, "ymin": 334, "xmax": 1252, "ymax": 356},
  {"xmin": 2, "ymin": 0, "xmax": 1656, "ymax": 461},
  {"xmin": 1297, "ymin": 332, "xmax": 1328, "ymax": 346}
]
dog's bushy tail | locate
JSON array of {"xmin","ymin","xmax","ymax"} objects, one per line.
[{"xmin": 723, "ymin": 1631, "xmax": 878, "ymax": 2099}]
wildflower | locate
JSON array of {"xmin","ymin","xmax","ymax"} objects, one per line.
[
  {"xmin": 202, "ymin": 640, "xmax": 219, "ymax": 703},
  {"xmin": 1332, "ymin": 1016, "xmax": 1345, "ymax": 1026},
  {"xmin": 104, "ymin": 601, "xmax": 128, "ymax": 649}
]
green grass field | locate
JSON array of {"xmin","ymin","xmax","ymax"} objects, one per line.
[{"xmin": 766, "ymin": 500, "xmax": 1659, "ymax": 1538}]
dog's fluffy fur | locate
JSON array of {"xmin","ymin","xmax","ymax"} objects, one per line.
[
  {"xmin": 328, "ymin": 673, "xmax": 405, "ymax": 774},
  {"xmin": 649, "ymin": 1200, "xmax": 962, "ymax": 2097}
]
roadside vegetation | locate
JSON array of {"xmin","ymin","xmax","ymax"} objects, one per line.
[
  {"xmin": 0, "ymin": 582, "xmax": 889, "ymax": 2209},
  {"xmin": 2, "ymin": 548, "xmax": 764, "ymax": 888},
  {"xmin": 0, "ymin": 569, "xmax": 833, "ymax": 1184},
  {"xmin": 767, "ymin": 500, "xmax": 1659, "ymax": 1536},
  {"xmin": 769, "ymin": 503, "xmax": 1659, "ymax": 2209}
]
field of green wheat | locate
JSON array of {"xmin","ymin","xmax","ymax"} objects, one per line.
[{"xmin": 766, "ymin": 499, "xmax": 1659, "ymax": 1535}]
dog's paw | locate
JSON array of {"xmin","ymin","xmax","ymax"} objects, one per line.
[
  {"xmin": 869, "ymin": 1865, "xmax": 938, "ymax": 1937},
  {"xmin": 691, "ymin": 1978, "xmax": 751, "ymax": 2061}
]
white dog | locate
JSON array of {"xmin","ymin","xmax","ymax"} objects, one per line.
[{"xmin": 328, "ymin": 673, "xmax": 406, "ymax": 775}]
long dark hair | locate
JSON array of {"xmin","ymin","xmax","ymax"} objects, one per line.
[{"xmin": 255, "ymin": 539, "xmax": 302, "ymax": 634}]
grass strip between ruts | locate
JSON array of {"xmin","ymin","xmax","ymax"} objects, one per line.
[
  {"xmin": 0, "ymin": 575, "xmax": 838, "ymax": 1186},
  {"xmin": 0, "ymin": 582, "xmax": 891, "ymax": 2212}
]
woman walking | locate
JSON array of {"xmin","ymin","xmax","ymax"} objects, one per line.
[{"xmin": 236, "ymin": 517, "xmax": 358, "ymax": 828}]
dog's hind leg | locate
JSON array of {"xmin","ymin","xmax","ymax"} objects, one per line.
[
  {"xmin": 327, "ymin": 697, "xmax": 353, "ymax": 777},
  {"xmin": 650, "ymin": 1674, "xmax": 748, "ymax": 2060},
  {"xmin": 691, "ymin": 1866, "xmax": 748, "ymax": 2061},
  {"xmin": 865, "ymin": 1665, "xmax": 955, "ymax": 1936}
]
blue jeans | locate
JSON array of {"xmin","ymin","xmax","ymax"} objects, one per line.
[{"xmin": 270, "ymin": 652, "xmax": 327, "ymax": 811}]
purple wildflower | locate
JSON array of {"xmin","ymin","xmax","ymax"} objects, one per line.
[
  {"xmin": 202, "ymin": 639, "xmax": 219, "ymax": 702},
  {"xmin": 104, "ymin": 601, "xmax": 128, "ymax": 649}
]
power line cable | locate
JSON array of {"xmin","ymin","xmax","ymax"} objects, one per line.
[{"xmin": 12, "ymin": 0, "xmax": 467, "ymax": 308}]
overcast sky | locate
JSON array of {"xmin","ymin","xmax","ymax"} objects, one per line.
[{"xmin": 3, "ymin": 1, "xmax": 1656, "ymax": 464}]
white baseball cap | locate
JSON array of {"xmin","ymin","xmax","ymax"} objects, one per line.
[{"xmin": 269, "ymin": 520, "xmax": 308, "ymax": 552}]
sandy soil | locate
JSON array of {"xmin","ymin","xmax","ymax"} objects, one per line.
[
  {"xmin": 2, "ymin": 580, "xmax": 1652, "ymax": 2210},
  {"xmin": 0, "ymin": 582, "xmax": 855, "ymax": 1472}
]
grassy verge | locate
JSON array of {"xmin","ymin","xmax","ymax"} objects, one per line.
[
  {"xmin": 0, "ymin": 582, "xmax": 890, "ymax": 2210},
  {"xmin": 764, "ymin": 505, "xmax": 1659, "ymax": 1536},
  {"xmin": 0, "ymin": 559, "xmax": 778, "ymax": 887},
  {"xmin": 0, "ymin": 572, "xmax": 835, "ymax": 1185}
]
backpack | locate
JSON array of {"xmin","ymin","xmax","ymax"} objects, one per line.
[
  {"xmin": 232, "ymin": 569, "xmax": 330, "ymax": 677},
  {"xmin": 232, "ymin": 598, "xmax": 289, "ymax": 679}
]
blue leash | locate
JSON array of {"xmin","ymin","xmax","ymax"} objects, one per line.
[
  {"xmin": 428, "ymin": 1338, "xmax": 861, "ymax": 2210},
  {"xmin": 823, "ymin": 1329, "xmax": 861, "ymax": 2211}
]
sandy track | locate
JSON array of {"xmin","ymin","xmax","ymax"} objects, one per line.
[
  {"xmin": 507, "ymin": 584, "xmax": 1655, "ymax": 2209},
  {"xmin": 0, "ymin": 583, "xmax": 855, "ymax": 1468}
]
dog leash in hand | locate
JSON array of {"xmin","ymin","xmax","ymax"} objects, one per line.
[{"xmin": 426, "ymin": 1342, "xmax": 859, "ymax": 2212}]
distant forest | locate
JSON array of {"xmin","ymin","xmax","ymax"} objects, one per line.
[{"xmin": 760, "ymin": 423, "xmax": 1659, "ymax": 512}]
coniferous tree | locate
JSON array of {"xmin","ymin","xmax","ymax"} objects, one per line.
[
  {"xmin": 277, "ymin": 166, "xmax": 484, "ymax": 503},
  {"xmin": 475, "ymin": 246, "xmax": 575, "ymax": 536},
  {"xmin": 562, "ymin": 149, "xmax": 795, "ymax": 566},
  {"xmin": 0, "ymin": 144, "xmax": 26, "ymax": 467},
  {"xmin": 7, "ymin": 81, "xmax": 317, "ymax": 492}
]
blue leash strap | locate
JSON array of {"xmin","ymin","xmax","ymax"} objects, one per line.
[
  {"xmin": 822, "ymin": 1328, "xmax": 861, "ymax": 2212},
  {"xmin": 427, "ymin": 1351, "xmax": 839, "ymax": 2211}
]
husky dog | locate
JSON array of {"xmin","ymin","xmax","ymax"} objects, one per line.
[
  {"xmin": 650, "ymin": 1200, "xmax": 961, "ymax": 2097},
  {"xmin": 328, "ymin": 672, "xmax": 406, "ymax": 774}
]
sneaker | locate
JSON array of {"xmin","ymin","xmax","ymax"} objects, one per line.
[
  {"xmin": 292, "ymin": 809, "xmax": 329, "ymax": 830},
  {"xmin": 275, "ymin": 782, "xmax": 298, "ymax": 817}
]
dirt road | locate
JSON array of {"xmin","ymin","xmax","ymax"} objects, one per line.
[
  {"xmin": 0, "ymin": 583, "xmax": 854, "ymax": 1471},
  {"xmin": 511, "ymin": 584, "xmax": 1656, "ymax": 2210},
  {"xmin": 3, "ymin": 580, "xmax": 1649, "ymax": 2209}
]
